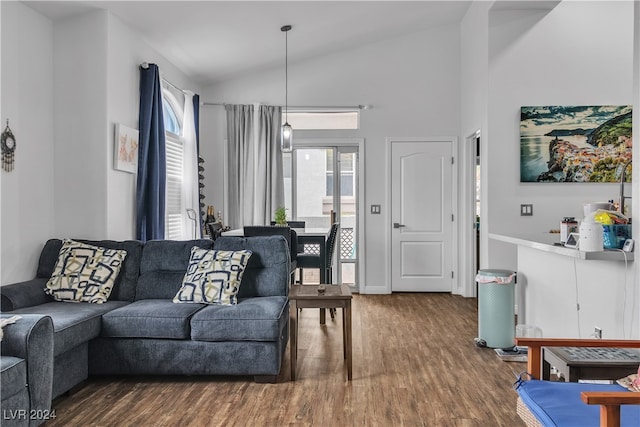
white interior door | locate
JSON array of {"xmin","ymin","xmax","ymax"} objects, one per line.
[{"xmin": 391, "ymin": 140, "xmax": 453, "ymax": 292}]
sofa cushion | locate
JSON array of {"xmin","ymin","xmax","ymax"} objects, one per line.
[
  {"xmin": 190, "ymin": 296, "xmax": 288, "ymax": 342},
  {"xmin": 45, "ymin": 239, "xmax": 127, "ymax": 303},
  {"xmin": 8, "ymin": 301, "xmax": 129, "ymax": 356},
  {"xmin": 136, "ymin": 239, "xmax": 215, "ymax": 300},
  {"xmin": 173, "ymin": 247, "xmax": 252, "ymax": 305},
  {"xmin": 37, "ymin": 239, "xmax": 144, "ymax": 302},
  {"xmin": 0, "ymin": 356, "xmax": 26, "ymax": 399},
  {"xmin": 101, "ymin": 300, "xmax": 205, "ymax": 339},
  {"xmin": 213, "ymin": 236, "xmax": 290, "ymax": 298}
]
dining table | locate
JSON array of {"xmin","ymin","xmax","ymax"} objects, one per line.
[{"xmin": 221, "ymin": 227, "xmax": 331, "ymax": 283}]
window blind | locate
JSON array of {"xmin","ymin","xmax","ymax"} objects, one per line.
[{"xmin": 165, "ymin": 133, "xmax": 184, "ymax": 240}]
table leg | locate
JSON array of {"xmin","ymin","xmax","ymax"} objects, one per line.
[
  {"xmin": 320, "ymin": 308, "xmax": 326, "ymax": 324},
  {"xmin": 346, "ymin": 300, "xmax": 352, "ymax": 380},
  {"xmin": 543, "ymin": 359, "xmax": 551, "ymax": 381},
  {"xmin": 290, "ymin": 299, "xmax": 298, "ymax": 381},
  {"xmin": 320, "ymin": 240, "xmax": 327, "ymax": 283}
]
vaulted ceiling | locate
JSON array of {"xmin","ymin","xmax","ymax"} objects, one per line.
[{"xmin": 26, "ymin": 1, "xmax": 474, "ymax": 86}]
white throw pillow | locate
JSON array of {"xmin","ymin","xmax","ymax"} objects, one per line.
[
  {"xmin": 173, "ymin": 246, "xmax": 252, "ymax": 305},
  {"xmin": 45, "ymin": 239, "xmax": 127, "ymax": 303},
  {"xmin": 0, "ymin": 315, "xmax": 21, "ymax": 341}
]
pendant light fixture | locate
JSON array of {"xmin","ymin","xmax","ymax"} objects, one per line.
[{"xmin": 281, "ymin": 25, "xmax": 293, "ymax": 153}]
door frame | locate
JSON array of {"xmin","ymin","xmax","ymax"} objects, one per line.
[
  {"xmin": 460, "ymin": 130, "xmax": 481, "ymax": 298},
  {"xmin": 293, "ymin": 138, "xmax": 366, "ymax": 291},
  {"xmin": 385, "ymin": 137, "xmax": 458, "ymax": 294}
]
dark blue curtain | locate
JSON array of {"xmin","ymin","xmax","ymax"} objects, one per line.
[
  {"xmin": 193, "ymin": 94, "xmax": 200, "ymax": 153},
  {"xmin": 136, "ymin": 63, "xmax": 166, "ymax": 241}
]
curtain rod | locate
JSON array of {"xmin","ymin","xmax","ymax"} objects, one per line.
[
  {"xmin": 140, "ymin": 62, "xmax": 188, "ymax": 95},
  {"xmin": 139, "ymin": 63, "xmax": 369, "ymax": 110},
  {"xmin": 202, "ymin": 102, "xmax": 371, "ymax": 110}
]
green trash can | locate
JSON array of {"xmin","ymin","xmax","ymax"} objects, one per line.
[{"xmin": 476, "ymin": 269, "xmax": 515, "ymax": 348}]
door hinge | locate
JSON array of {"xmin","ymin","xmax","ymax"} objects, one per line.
[
  {"xmin": 451, "ymin": 157, "xmax": 455, "ymax": 165},
  {"xmin": 451, "ymin": 271, "xmax": 454, "ymax": 279},
  {"xmin": 451, "ymin": 214, "xmax": 454, "ymax": 222}
]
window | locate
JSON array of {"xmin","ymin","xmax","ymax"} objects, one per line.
[
  {"xmin": 282, "ymin": 110, "xmax": 359, "ymax": 130},
  {"xmin": 162, "ymin": 86, "xmax": 186, "ymax": 240},
  {"xmin": 282, "ymin": 109, "xmax": 359, "ymax": 199},
  {"xmin": 163, "ymin": 97, "xmax": 181, "ymax": 135},
  {"xmin": 325, "ymin": 150, "xmax": 355, "ymax": 197}
]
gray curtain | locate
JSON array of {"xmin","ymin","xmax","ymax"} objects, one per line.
[
  {"xmin": 253, "ymin": 105, "xmax": 284, "ymax": 225},
  {"xmin": 225, "ymin": 104, "xmax": 284, "ymax": 228},
  {"xmin": 226, "ymin": 104, "xmax": 254, "ymax": 228}
]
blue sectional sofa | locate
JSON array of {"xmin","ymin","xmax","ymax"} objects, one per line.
[
  {"xmin": 1, "ymin": 314, "xmax": 54, "ymax": 427},
  {"xmin": 0, "ymin": 235, "xmax": 291, "ymax": 404}
]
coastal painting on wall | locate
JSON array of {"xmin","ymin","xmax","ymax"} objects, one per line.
[
  {"xmin": 520, "ymin": 105, "xmax": 632, "ymax": 182},
  {"xmin": 114, "ymin": 124, "xmax": 139, "ymax": 174}
]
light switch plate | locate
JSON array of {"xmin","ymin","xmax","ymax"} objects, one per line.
[
  {"xmin": 521, "ymin": 204, "xmax": 533, "ymax": 216},
  {"xmin": 371, "ymin": 204, "xmax": 381, "ymax": 214}
]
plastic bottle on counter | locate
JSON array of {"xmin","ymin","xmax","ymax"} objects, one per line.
[{"xmin": 560, "ymin": 217, "xmax": 578, "ymax": 243}]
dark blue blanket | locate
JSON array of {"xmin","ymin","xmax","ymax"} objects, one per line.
[{"xmin": 516, "ymin": 379, "xmax": 640, "ymax": 426}]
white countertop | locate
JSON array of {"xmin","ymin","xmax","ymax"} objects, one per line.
[{"xmin": 489, "ymin": 232, "xmax": 634, "ymax": 261}]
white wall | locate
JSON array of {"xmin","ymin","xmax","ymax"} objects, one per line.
[
  {"xmin": 518, "ymin": 246, "xmax": 636, "ymax": 339},
  {"xmin": 53, "ymin": 10, "xmax": 201, "ymax": 241},
  {"xmin": 53, "ymin": 11, "xmax": 109, "ymax": 239},
  {"xmin": 201, "ymin": 24, "xmax": 462, "ymax": 294},
  {"xmin": 105, "ymin": 13, "xmax": 201, "ymax": 239},
  {"xmin": 1, "ymin": 1, "xmax": 55, "ymax": 283},
  {"xmin": 485, "ymin": 1, "xmax": 635, "ymax": 270},
  {"xmin": 460, "ymin": 1, "xmax": 491, "ymax": 295},
  {"xmin": 0, "ymin": 6, "xmax": 200, "ymax": 283},
  {"xmin": 106, "ymin": 14, "xmax": 140, "ymax": 240}
]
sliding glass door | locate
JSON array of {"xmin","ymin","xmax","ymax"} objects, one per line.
[{"xmin": 284, "ymin": 144, "xmax": 359, "ymax": 287}]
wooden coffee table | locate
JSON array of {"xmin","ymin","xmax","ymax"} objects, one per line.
[{"xmin": 289, "ymin": 284, "xmax": 352, "ymax": 381}]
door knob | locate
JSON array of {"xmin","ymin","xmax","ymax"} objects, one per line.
[{"xmin": 393, "ymin": 223, "xmax": 406, "ymax": 229}]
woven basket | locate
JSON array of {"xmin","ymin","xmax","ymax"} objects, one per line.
[{"xmin": 516, "ymin": 397, "xmax": 543, "ymax": 427}]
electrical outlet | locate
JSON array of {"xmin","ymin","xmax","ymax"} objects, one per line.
[{"xmin": 594, "ymin": 327, "xmax": 602, "ymax": 339}]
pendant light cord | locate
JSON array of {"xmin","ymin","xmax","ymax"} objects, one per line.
[{"xmin": 281, "ymin": 25, "xmax": 292, "ymax": 124}]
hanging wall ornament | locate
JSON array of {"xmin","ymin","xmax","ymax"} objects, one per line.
[{"xmin": 1, "ymin": 119, "xmax": 16, "ymax": 172}]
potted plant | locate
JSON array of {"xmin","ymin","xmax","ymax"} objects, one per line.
[{"xmin": 274, "ymin": 207, "xmax": 288, "ymax": 226}]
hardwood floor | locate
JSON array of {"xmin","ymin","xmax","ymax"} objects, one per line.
[{"xmin": 47, "ymin": 294, "xmax": 526, "ymax": 426}]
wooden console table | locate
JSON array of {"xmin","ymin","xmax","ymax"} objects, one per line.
[{"xmin": 289, "ymin": 284, "xmax": 352, "ymax": 381}]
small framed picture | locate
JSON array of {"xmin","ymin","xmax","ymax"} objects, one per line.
[{"xmin": 114, "ymin": 124, "xmax": 139, "ymax": 173}]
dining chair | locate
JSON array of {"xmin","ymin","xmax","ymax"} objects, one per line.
[
  {"xmin": 297, "ymin": 222, "xmax": 340, "ymax": 285},
  {"xmin": 205, "ymin": 222, "xmax": 223, "ymax": 241},
  {"xmin": 296, "ymin": 223, "xmax": 340, "ymax": 320}
]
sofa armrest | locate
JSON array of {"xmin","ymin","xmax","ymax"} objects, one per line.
[
  {"xmin": 1, "ymin": 314, "xmax": 54, "ymax": 426},
  {"xmin": 581, "ymin": 391, "xmax": 640, "ymax": 427},
  {"xmin": 1, "ymin": 278, "xmax": 51, "ymax": 311}
]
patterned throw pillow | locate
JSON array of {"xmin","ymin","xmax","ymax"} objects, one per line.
[
  {"xmin": 45, "ymin": 239, "xmax": 127, "ymax": 304},
  {"xmin": 617, "ymin": 365, "xmax": 640, "ymax": 392},
  {"xmin": 173, "ymin": 247, "xmax": 252, "ymax": 305}
]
